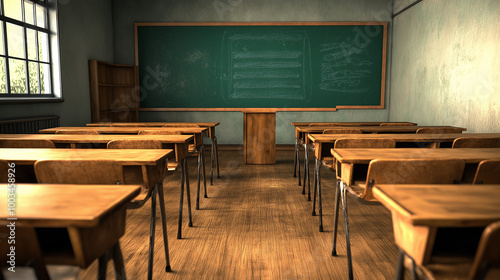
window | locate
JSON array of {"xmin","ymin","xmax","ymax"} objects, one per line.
[{"xmin": 0, "ymin": 0, "xmax": 61, "ymax": 101}]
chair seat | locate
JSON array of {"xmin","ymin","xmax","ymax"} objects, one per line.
[
  {"xmin": 321, "ymin": 157, "xmax": 335, "ymax": 170},
  {"xmin": 346, "ymin": 182, "xmax": 378, "ymax": 203},
  {"xmin": 167, "ymin": 161, "xmax": 180, "ymax": 171},
  {"xmin": 419, "ymin": 255, "xmax": 500, "ymax": 280}
]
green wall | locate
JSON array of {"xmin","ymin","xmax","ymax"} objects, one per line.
[
  {"xmin": 390, "ymin": 0, "xmax": 500, "ymax": 132},
  {"xmin": 112, "ymin": 0, "xmax": 394, "ymax": 144},
  {"xmin": 0, "ymin": 0, "xmax": 114, "ymax": 126}
]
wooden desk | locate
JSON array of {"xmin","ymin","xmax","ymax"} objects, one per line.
[
  {"xmin": 243, "ymin": 111, "xmax": 276, "ymax": 164},
  {"xmin": 86, "ymin": 122, "xmax": 221, "ymax": 183},
  {"xmin": 0, "ymin": 148, "xmax": 174, "ymax": 277},
  {"xmin": 331, "ymin": 148, "xmax": 500, "ymax": 186},
  {"xmin": 0, "ymin": 134, "xmax": 191, "ymax": 163},
  {"xmin": 310, "ymin": 133, "xmax": 500, "ymax": 161},
  {"xmin": 373, "ymin": 184, "xmax": 500, "ymax": 266},
  {"xmin": 0, "ymin": 183, "xmax": 141, "ymax": 279},
  {"xmin": 298, "ymin": 125, "xmax": 466, "ymax": 144}
]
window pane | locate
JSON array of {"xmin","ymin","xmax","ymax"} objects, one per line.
[
  {"xmin": 36, "ymin": 5, "xmax": 46, "ymax": 28},
  {"xmin": 28, "ymin": 61, "xmax": 39, "ymax": 93},
  {"xmin": 24, "ymin": 1, "xmax": 34, "ymax": 25},
  {"xmin": 27, "ymin": 28, "xmax": 37, "ymax": 60},
  {"xmin": 0, "ymin": 58, "xmax": 6, "ymax": 93},
  {"xmin": 0, "ymin": 25, "xmax": 4, "ymax": 55},
  {"xmin": 7, "ymin": 23, "xmax": 25, "ymax": 58},
  {"xmin": 38, "ymin": 31, "xmax": 49, "ymax": 62},
  {"xmin": 4, "ymin": 0, "xmax": 23, "ymax": 21},
  {"xmin": 40, "ymin": 62, "xmax": 50, "ymax": 93},
  {"xmin": 9, "ymin": 58, "xmax": 27, "ymax": 93}
]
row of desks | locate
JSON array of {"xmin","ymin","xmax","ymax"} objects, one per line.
[
  {"xmin": 292, "ymin": 121, "xmax": 500, "ymax": 279},
  {"xmin": 0, "ymin": 122, "xmax": 219, "ymax": 279}
]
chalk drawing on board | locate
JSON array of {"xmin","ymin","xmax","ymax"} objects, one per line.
[
  {"xmin": 319, "ymin": 40, "xmax": 372, "ymax": 93},
  {"xmin": 222, "ymin": 31, "xmax": 311, "ymax": 100}
]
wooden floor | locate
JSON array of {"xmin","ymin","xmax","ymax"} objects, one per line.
[{"xmin": 78, "ymin": 150, "xmax": 401, "ymax": 279}]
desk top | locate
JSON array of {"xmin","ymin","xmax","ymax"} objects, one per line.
[
  {"xmin": 0, "ymin": 184, "xmax": 141, "ymax": 227},
  {"xmin": 0, "ymin": 134, "xmax": 193, "ymax": 144},
  {"xmin": 331, "ymin": 148, "xmax": 500, "ymax": 164},
  {"xmin": 373, "ymin": 184, "xmax": 500, "ymax": 227},
  {"xmin": 39, "ymin": 126, "xmax": 207, "ymax": 134},
  {"xmin": 0, "ymin": 148, "xmax": 173, "ymax": 165},
  {"xmin": 298, "ymin": 125, "xmax": 466, "ymax": 134},
  {"xmin": 86, "ymin": 122, "xmax": 219, "ymax": 127},
  {"xmin": 309, "ymin": 133, "xmax": 500, "ymax": 143},
  {"xmin": 291, "ymin": 121, "xmax": 417, "ymax": 127}
]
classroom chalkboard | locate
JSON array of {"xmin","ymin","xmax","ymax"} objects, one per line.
[{"xmin": 135, "ymin": 22, "xmax": 387, "ymax": 111}]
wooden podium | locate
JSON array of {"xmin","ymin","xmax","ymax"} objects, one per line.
[{"xmin": 243, "ymin": 110, "xmax": 276, "ymax": 164}]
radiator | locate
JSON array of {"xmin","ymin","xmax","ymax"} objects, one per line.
[{"xmin": 0, "ymin": 115, "xmax": 60, "ymax": 134}]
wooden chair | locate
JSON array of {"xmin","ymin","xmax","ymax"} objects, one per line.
[
  {"xmin": 333, "ymin": 158, "xmax": 466, "ymax": 279},
  {"xmin": 33, "ymin": 159, "xmax": 126, "ymax": 279},
  {"xmin": 55, "ymin": 129, "xmax": 100, "ymax": 148},
  {"xmin": 452, "ymin": 137, "xmax": 500, "ymax": 148},
  {"xmin": 380, "ymin": 122, "xmax": 415, "ymax": 126},
  {"xmin": 163, "ymin": 123, "xmax": 199, "ymax": 127},
  {"xmin": 416, "ymin": 127, "xmax": 464, "ymax": 134},
  {"xmin": 313, "ymin": 138, "xmax": 396, "ymax": 232},
  {"xmin": 110, "ymin": 123, "xmax": 147, "ymax": 127},
  {"xmin": 299, "ymin": 128, "xmax": 363, "ymax": 200},
  {"xmin": 323, "ymin": 128, "xmax": 363, "ymax": 134},
  {"xmin": 420, "ymin": 221, "xmax": 500, "ymax": 280},
  {"xmin": 308, "ymin": 123, "xmax": 342, "ymax": 126},
  {"xmin": 139, "ymin": 129, "xmax": 207, "ymax": 212},
  {"xmin": 473, "ymin": 160, "xmax": 500, "ymax": 184},
  {"xmin": 416, "ymin": 127, "xmax": 464, "ymax": 148},
  {"xmin": 105, "ymin": 140, "xmax": 172, "ymax": 274},
  {"xmin": 0, "ymin": 139, "xmax": 55, "ymax": 148}
]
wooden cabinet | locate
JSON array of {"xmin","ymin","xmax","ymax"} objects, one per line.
[
  {"xmin": 243, "ymin": 111, "xmax": 276, "ymax": 164},
  {"xmin": 89, "ymin": 60, "xmax": 139, "ymax": 122}
]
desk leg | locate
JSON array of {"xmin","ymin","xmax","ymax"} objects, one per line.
[
  {"xmin": 178, "ymin": 159, "xmax": 186, "ymax": 239},
  {"xmin": 317, "ymin": 158, "xmax": 323, "ymax": 232},
  {"xmin": 111, "ymin": 242, "xmax": 126, "ymax": 280},
  {"xmin": 297, "ymin": 144, "xmax": 301, "ymax": 186},
  {"xmin": 340, "ymin": 181, "xmax": 353, "ymax": 280},
  {"xmin": 202, "ymin": 145, "xmax": 207, "ymax": 198},
  {"xmin": 312, "ymin": 158, "xmax": 318, "ymax": 216},
  {"xmin": 196, "ymin": 144, "xmax": 207, "ymax": 210},
  {"xmin": 332, "ymin": 179, "xmax": 341, "ymax": 256},
  {"xmin": 147, "ymin": 186, "xmax": 157, "ymax": 280},
  {"xmin": 303, "ymin": 143, "xmax": 309, "ymax": 195},
  {"xmin": 157, "ymin": 184, "xmax": 172, "ymax": 272},
  {"xmin": 293, "ymin": 139, "xmax": 298, "ymax": 177},
  {"xmin": 395, "ymin": 249, "xmax": 405, "ymax": 280},
  {"xmin": 210, "ymin": 138, "xmax": 215, "ymax": 185},
  {"xmin": 185, "ymin": 158, "xmax": 193, "ymax": 227},
  {"xmin": 215, "ymin": 136, "xmax": 220, "ymax": 179}
]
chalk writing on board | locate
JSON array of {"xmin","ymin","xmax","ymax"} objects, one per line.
[
  {"xmin": 223, "ymin": 31, "xmax": 311, "ymax": 100},
  {"xmin": 319, "ymin": 41, "xmax": 372, "ymax": 93}
]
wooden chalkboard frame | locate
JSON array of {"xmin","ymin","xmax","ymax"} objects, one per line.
[{"xmin": 134, "ymin": 22, "xmax": 387, "ymax": 112}]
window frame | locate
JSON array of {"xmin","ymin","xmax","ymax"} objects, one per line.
[{"xmin": 0, "ymin": 0, "xmax": 63, "ymax": 103}]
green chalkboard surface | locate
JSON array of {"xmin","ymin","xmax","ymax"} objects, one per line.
[{"xmin": 135, "ymin": 22, "xmax": 387, "ymax": 111}]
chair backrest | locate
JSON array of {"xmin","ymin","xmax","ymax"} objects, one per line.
[
  {"xmin": 107, "ymin": 139, "xmax": 163, "ymax": 149},
  {"xmin": 0, "ymin": 160, "xmax": 8, "ymax": 183},
  {"xmin": 363, "ymin": 159, "xmax": 465, "ymax": 200},
  {"xmin": 0, "ymin": 139, "xmax": 55, "ymax": 148},
  {"xmin": 34, "ymin": 160, "xmax": 124, "ymax": 184},
  {"xmin": 323, "ymin": 128, "xmax": 363, "ymax": 134},
  {"xmin": 469, "ymin": 221, "xmax": 500, "ymax": 280},
  {"xmin": 55, "ymin": 129, "xmax": 100, "ymax": 135},
  {"xmin": 416, "ymin": 127, "xmax": 464, "ymax": 134},
  {"xmin": 379, "ymin": 122, "xmax": 415, "ymax": 126},
  {"xmin": 138, "ymin": 130, "xmax": 182, "ymax": 135},
  {"xmin": 334, "ymin": 138, "xmax": 396, "ymax": 149},
  {"xmin": 110, "ymin": 123, "xmax": 147, "ymax": 127},
  {"xmin": 163, "ymin": 123, "xmax": 199, "ymax": 127},
  {"xmin": 473, "ymin": 160, "xmax": 500, "ymax": 184},
  {"xmin": 308, "ymin": 123, "xmax": 342, "ymax": 127},
  {"xmin": 452, "ymin": 137, "xmax": 500, "ymax": 148}
]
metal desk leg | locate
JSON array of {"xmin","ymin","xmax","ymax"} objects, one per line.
[
  {"xmin": 147, "ymin": 186, "xmax": 157, "ymax": 280},
  {"xmin": 332, "ymin": 179, "xmax": 341, "ymax": 256},
  {"xmin": 340, "ymin": 181, "xmax": 353, "ymax": 280},
  {"xmin": 157, "ymin": 184, "xmax": 172, "ymax": 272}
]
